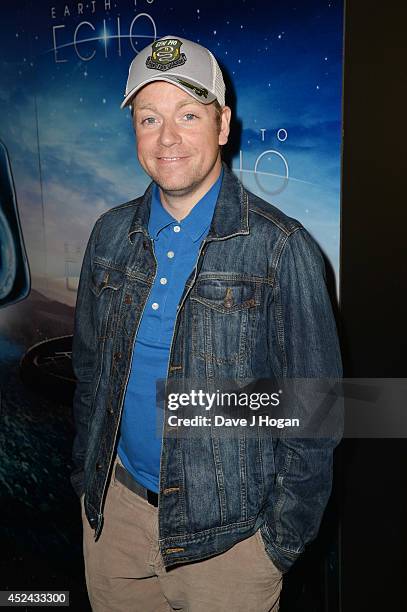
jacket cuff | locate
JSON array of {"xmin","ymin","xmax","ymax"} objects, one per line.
[{"xmin": 261, "ymin": 531, "xmax": 303, "ymax": 573}]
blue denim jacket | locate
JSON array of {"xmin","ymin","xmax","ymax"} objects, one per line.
[{"xmin": 71, "ymin": 163, "xmax": 342, "ymax": 573}]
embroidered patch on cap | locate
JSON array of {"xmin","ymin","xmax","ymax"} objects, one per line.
[
  {"xmin": 146, "ymin": 39, "xmax": 187, "ymax": 72},
  {"xmin": 176, "ymin": 78, "xmax": 209, "ymax": 99}
]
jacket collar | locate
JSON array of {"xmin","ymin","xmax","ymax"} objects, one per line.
[{"xmin": 128, "ymin": 161, "xmax": 249, "ymax": 243}]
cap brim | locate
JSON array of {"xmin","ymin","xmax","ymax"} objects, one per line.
[{"xmin": 120, "ymin": 75, "xmax": 216, "ymax": 109}]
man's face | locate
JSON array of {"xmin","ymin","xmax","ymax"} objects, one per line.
[{"xmin": 132, "ymin": 81, "xmax": 231, "ymax": 199}]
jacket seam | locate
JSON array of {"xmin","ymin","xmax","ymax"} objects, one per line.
[
  {"xmin": 270, "ymin": 226, "xmax": 303, "ymax": 375},
  {"xmin": 92, "ymin": 257, "xmax": 154, "ymax": 285},
  {"xmin": 247, "ymin": 204, "xmax": 302, "ymax": 236}
]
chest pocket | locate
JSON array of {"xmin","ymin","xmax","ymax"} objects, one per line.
[
  {"xmin": 190, "ymin": 277, "xmax": 261, "ymax": 366},
  {"xmin": 90, "ymin": 264, "xmax": 124, "ymax": 339}
]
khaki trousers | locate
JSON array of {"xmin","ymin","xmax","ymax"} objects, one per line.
[{"xmin": 81, "ymin": 456, "xmax": 282, "ymax": 612}]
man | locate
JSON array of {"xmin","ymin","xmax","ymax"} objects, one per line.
[{"xmin": 71, "ymin": 35, "xmax": 342, "ymax": 611}]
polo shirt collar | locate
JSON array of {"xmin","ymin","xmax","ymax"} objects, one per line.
[
  {"xmin": 149, "ymin": 169, "xmax": 223, "ymax": 243},
  {"xmin": 149, "ymin": 186, "xmax": 175, "ymax": 240}
]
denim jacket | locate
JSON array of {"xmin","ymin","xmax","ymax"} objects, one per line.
[{"xmin": 71, "ymin": 162, "xmax": 342, "ymax": 573}]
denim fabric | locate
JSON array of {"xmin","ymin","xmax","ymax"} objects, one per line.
[{"xmin": 71, "ymin": 162, "xmax": 342, "ymax": 573}]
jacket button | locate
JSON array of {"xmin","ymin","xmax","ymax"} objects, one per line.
[
  {"xmin": 108, "ymin": 406, "xmax": 114, "ymax": 415},
  {"xmin": 165, "ymin": 547, "xmax": 185, "ymax": 554},
  {"xmin": 223, "ymin": 288, "xmax": 234, "ymax": 308},
  {"xmin": 124, "ymin": 294, "xmax": 132, "ymax": 304},
  {"xmin": 143, "ymin": 240, "xmax": 148, "ymax": 249},
  {"xmin": 163, "ymin": 487, "xmax": 180, "ymax": 495},
  {"xmin": 114, "ymin": 352, "xmax": 122, "ymax": 360},
  {"xmin": 95, "ymin": 463, "xmax": 103, "ymax": 471}
]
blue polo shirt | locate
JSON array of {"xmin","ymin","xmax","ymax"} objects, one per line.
[{"xmin": 117, "ymin": 170, "xmax": 222, "ymax": 493}]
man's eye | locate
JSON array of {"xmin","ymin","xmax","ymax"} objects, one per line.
[
  {"xmin": 184, "ymin": 113, "xmax": 197, "ymax": 121},
  {"xmin": 141, "ymin": 117, "xmax": 157, "ymax": 125}
]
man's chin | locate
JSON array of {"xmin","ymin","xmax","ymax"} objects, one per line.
[{"xmin": 156, "ymin": 180, "xmax": 197, "ymax": 198}]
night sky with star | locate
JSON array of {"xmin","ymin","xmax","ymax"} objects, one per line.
[{"xmin": 0, "ymin": 0, "xmax": 344, "ymax": 306}]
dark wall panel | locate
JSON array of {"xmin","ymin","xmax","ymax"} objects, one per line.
[{"xmin": 341, "ymin": 1, "xmax": 407, "ymax": 610}]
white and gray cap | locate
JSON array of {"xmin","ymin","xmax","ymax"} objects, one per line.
[{"xmin": 120, "ymin": 35, "xmax": 226, "ymax": 109}]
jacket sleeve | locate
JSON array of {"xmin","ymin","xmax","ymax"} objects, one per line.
[
  {"xmin": 70, "ymin": 218, "xmax": 101, "ymax": 498},
  {"xmin": 264, "ymin": 226, "xmax": 342, "ymax": 572}
]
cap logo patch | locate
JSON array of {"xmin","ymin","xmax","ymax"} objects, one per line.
[
  {"xmin": 146, "ymin": 39, "xmax": 186, "ymax": 72},
  {"xmin": 176, "ymin": 78, "xmax": 209, "ymax": 99}
]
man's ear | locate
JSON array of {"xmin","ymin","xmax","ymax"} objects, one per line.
[{"xmin": 218, "ymin": 106, "xmax": 232, "ymax": 146}]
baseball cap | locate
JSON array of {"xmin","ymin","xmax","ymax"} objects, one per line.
[{"xmin": 120, "ymin": 35, "xmax": 226, "ymax": 109}]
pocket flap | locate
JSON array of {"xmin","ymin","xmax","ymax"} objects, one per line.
[
  {"xmin": 90, "ymin": 265, "xmax": 124, "ymax": 296},
  {"xmin": 190, "ymin": 279, "xmax": 259, "ymax": 313}
]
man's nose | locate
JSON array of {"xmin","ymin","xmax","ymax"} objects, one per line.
[{"xmin": 158, "ymin": 120, "xmax": 182, "ymax": 147}]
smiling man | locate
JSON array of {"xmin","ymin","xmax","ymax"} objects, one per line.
[
  {"xmin": 71, "ymin": 35, "xmax": 342, "ymax": 612},
  {"xmin": 132, "ymin": 79, "xmax": 230, "ymax": 219}
]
